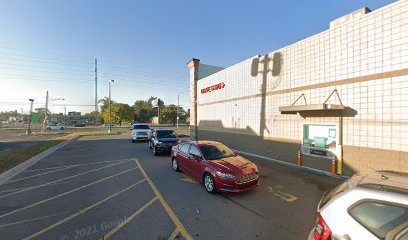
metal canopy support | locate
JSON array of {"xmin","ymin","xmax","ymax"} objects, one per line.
[
  {"xmin": 324, "ymin": 89, "xmax": 343, "ymax": 106},
  {"xmin": 279, "ymin": 89, "xmax": 346, "ymax": 114},
  {"xmin": 291, "ymin": 93, "xmax": 308, "ymax": 106}
]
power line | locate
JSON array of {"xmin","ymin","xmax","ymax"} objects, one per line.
[
  {"xmin": 0, "ymin": 62, "xmax": 94, "ymax": 74},
  {"xmin": 98, "ymin": 68, "xmax": 187, "ymax": 83},
  {"xmin": 0, "ymin": 54, "xmax": 93, "ymax": 68},
  {"xmin": 99, "ymin": 64, "xmax": 184, "ymax": 78},
  {"xmin": 0, "ymin": 66, "xmax": 94, "ymax": 77},
  {"xmin": 98, "ymin": 59, "xmax": 185, "ymax": 75},
  {"xmin": 98, "ymin": 75, "xmax": 187, "ymax": 87},
  {"xmin": 0, "ymin": 75, "xmax": 93, "ymax": 84},
  {"xmin": 0, "ymin": 51, "xmax": 93, "ymax": 66},
  {"xmin": 0, "ymin": 45, "xmax": 95, "ymax": 62}
]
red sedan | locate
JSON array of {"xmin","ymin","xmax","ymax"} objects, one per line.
[{"xmin": 171, "ymin": 141, "xmax": 259, "ymax": 193}]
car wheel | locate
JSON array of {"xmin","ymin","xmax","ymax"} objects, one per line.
[
  {"xmin": 60, "ymin": 127, "xmax": 64, "ymax": 130},
  {"xmin": 46, "ymin": 127, "xmax": 51, "ymax": 130},
  {"xmin": 149, "ymin": 141, "xmax": 153, "ymax": 149},
  {"xmin": 153, "ymin": 145, "xmax": 158, "ymax": 155},
  {"xmin": 203, "ymin": 174, "xmax": 216, "ymax": 194},
  {"xmin": 131, "ymin": 139, "xmax": 135, "ymax": 143},
  {"xmin": 172, "ymin": 158, "xmax": 179, "ymax": 172}
]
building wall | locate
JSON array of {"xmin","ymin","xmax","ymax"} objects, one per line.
[{"xmin": 190, "ymin": 0, "xmax": 408, "ymax": 175}]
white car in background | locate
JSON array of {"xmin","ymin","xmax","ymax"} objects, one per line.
[
  {"xmin": 46, "ymin": 124, "xmax": 65, "ymax": 130},
  {"xmin": 131, "ymin": 123, "xmax": 150, "ymax": 142},
  {"xmin": 309, "ymin": 171, "xmax": 408, "ymax": 240}
]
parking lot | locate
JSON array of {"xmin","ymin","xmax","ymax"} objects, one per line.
[{"xmin": 0, "ymin": 134, "xmax": 342, "ymax": 240}]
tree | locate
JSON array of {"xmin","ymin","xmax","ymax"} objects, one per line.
[
  {"xmin": 133, "ymin": 99, "xmax": 154, "ymax": 123},
  {"xmin": 98, "ymin": 97, "xmax": 115, "ymax": 112},
  {"xmin": 161, "ymin": 104, "xmax": 187, "ymax": 125},
  {"xmin": 85, "ymin": 111, "xmax": 103, "ymax": 124},
  {"xmin": 133, "ymin": 96, "xmax": 164, "ymax": 123},
  {"xmin": 102, "ymin": 103, "xmax": 133, "ymax": 126}
]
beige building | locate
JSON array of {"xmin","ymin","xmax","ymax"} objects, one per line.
[{"xmin": 187, "ymin": 0, "xmax": 408, "ymax": 176}]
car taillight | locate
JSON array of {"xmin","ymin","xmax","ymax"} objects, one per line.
[{"xmin": 313, "ymin": 212, "xmax": 331, "ymax": 240}]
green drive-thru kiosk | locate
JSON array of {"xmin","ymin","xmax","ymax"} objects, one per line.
[{"xmin": 279, "ymin": 90, "xmax": 345, "ymax": 175}]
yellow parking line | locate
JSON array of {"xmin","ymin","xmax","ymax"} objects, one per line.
[
  {"xmin": 0, "ymin": 211, "xmax": 69, "ymax": 228},
  {"xmin": 23, "ymin": 159, "xmax": 133, "ymax": 172},
  {"xmin": 0, "ymin": 168, "xmax": 137, "ymax": 219},
  {"xmin": 180, "ymin": 173, "xmax": 198, "ymax": 184},
  {"xmin": 135, "ymin": 159, "xmax": 193, "ymax": 240},
  {"xmin": 22, "ymin": 179, "xmax": 147, "ymax": 240},
  {"xmin": 0, "ymin": 179, "xmax": 82, "ymax": 194},
  {"xmin": 274, "ymin": 191, "xmax": 298, "ymax": 203},
  {"xmin": 51, "ymin": 153, "xmax": 97, "ymax": 159},
  {"xmin": 102, "ymin": 197, "xmax": 158, "ymax": 239},
  {"xmin": 267, "ymin": 186, "xmax": 298, "ymax": 203},
  {"xmin": 168, "ymin": 228, "xmax": 180, "ymax": 240},
  {"xmin": 5, "ymin": 166, "xmax": 76, "ymax": 184},
  {"xmin": 0, "ymin": 159, "xmax": 133, "ymax": 199}
]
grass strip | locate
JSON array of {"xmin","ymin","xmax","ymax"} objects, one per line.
[
  {"xmin": 0, "ymin": 140, "xmax": 63, "ymax": 174},
  {"xmin": 54, "ymin": 130, "xmax": 122, "ymax": 141}
]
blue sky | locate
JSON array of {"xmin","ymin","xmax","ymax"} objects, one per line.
[{"xmin": 0, "ymin": 0, "xmax": 397, "ymax": 114}]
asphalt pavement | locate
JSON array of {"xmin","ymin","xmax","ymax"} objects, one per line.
[{"xmin": 0, "ymin": 134, "xmax": 343, "ymax": 240}]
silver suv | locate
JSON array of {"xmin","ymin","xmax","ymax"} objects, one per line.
[
  {"xmin": 131, "ymin": 123, "xmax": 150, "ymax": 142},
  {"xmin": 309, "ymin": 171, "xmax": 408, "ymax": 240}
]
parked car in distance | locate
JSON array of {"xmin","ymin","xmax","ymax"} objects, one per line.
[
  {"xmin": 131, "ymin": 123, "xmax": 150, "ymax": 143},
  {"xmin": 73, "ymin": 123, "xmax": 86, "ymax": 127},
  {"xmin": 171, "ymin": 141, "xmax": 259, "ymax": 194},
  {"xmin": 46, "ymin": 124, "xmax": 65, "ymax": 130},
  {"xmin": 309, "ymin": 170, "xmax": 408, "ymax": 240},
  {"xmin": 149, "ymin": 129, "xmax": 180, "ymax": 155}
]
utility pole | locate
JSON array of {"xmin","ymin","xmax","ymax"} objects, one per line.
[
  {"xmin": 42, "ymin": 90, "xmax": 49, "ymax": 132},
  {"xmin": 26, "ymin": 99, "xmax": 34, "ymax": 135},
  {"xmin": 94, "ymin": 58, "xmax": 98, "ymax": 125},
  {"xmin": 177, "ymin": 94, "xmax": 179, "ymax": 129}
]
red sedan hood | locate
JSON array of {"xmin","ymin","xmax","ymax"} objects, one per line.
[{"xmin": 210, "ymin": 155, "xmax": 254, "ymax": 174}]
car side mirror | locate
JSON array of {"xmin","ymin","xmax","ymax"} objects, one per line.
[{"xmin": 192, "ymin": 154, "xmax": 202, "ymax": 161}]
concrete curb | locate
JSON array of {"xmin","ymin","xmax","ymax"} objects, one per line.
[
  {"xmin": 235, "ymin": 150, "xmax": 349, "ymax": 180},
  {"xmin": 0, "ymin": 137, "xmax": 79, "ymax": 186},
  {"xmin": 180, "ymin": 137, "xmax": 348, "ymax": 180}
]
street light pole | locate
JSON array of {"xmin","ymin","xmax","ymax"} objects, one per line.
[
  {"xmin": 64, "ymin": 105, "xmax": 66, "ymax": 124},
  {"xmin": 42, "ymin": 90, "xmax": 49, "ymax": 132},
  {"xmin": 177, "ymin": 93, "xmax": 179, "ymax": 129},
  {"xmin": 108, "ymin": 79, "xmax": 114, "ymax": 133},
  {"xmin": 26, "ymin": 99, "xmax": 34, "ymax": 135}
]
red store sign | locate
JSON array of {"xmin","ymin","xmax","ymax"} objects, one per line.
[{"xmin": 201, "ymin": 82, "xmax": 225, "ymax": 94}]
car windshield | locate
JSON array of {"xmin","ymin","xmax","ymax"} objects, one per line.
[
  {"xmin": 133, "ymin": 125, "xmax": 150, "ymax": 129},
  {"xmin": 200, "ymin": 144, "xmax": 235, "ymax": 160},
  {"xmin": 157, "ymin": 131, "xmax": 177, "ymax": 139}
]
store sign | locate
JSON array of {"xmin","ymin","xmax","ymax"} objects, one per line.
[{"xmin": 201, "ymin": 82, "xmax": 225, "ymax": 94}]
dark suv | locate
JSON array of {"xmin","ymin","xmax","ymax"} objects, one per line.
[{"xmin": 149, "ymin": 129, "xmax": 180, "ymax": 155}]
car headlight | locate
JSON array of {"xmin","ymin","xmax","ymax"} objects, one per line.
[
  {"xmin": 216, "ymin": 171, "xmax": 235, "ymax": 179},
  {"xmin": 156, "ymin": 141, "xmax": 163, "ymax": 146},
  {"xmin": 253, "ymin": 165, "xmax": 258, "ymax": 172}
]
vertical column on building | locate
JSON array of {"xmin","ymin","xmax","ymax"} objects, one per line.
[{"xmin": 187, "ymin": 58, "xmax": 200, "ymax": 140}]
